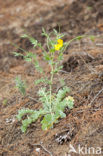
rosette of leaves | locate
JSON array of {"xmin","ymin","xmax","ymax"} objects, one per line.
[{"xmin": 17, "ymin": 86, "xmax": 74, "ymax": 132}]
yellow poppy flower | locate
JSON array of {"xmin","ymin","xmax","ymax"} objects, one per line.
[
  {"xmin": 54, "ymin": 44, "xmax": 61, "ymax": 51},
  {"xmin": 54, "ymin": 39, "xmax": 63, "ymax": 51},
  {"xmin": 57, "ymin": 39, "xmax": 63, "ymax": 45}
]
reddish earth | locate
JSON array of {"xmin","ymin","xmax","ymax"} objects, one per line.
[{"xmin": 0, "ymin": 0, "xmax": 103, "ymax": 156}]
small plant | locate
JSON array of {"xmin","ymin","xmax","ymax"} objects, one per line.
[
  {"xmin": 3, "ymin": 99, "xmax": 8, "ymax": 106},
  {"xmin": 15, "ymin": 76, "xmax": 27, "ymax": 96},
  {"xmin": 14, "ymin": 28, "xmax": 85, "ymax": 132}
]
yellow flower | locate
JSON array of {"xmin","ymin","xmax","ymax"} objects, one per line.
[
  {"xmin": 54, "ymin": 39, "xmax": 63, "ymax": 51},
  {"xmin": 57, "ymin": 39, "xmax": 63, "ymax": 46},
  {"xmin": 54, "ymin": 44, "xmax": 61, "ymax": 51},
  {"xmin": 66, "ymin": 96, "xmax": 74, "ymax": 102}
]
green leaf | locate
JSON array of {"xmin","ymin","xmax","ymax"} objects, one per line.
[
  {"xmin": 23, "ymin": 52, "xmax": 37, "ymax": 62},
  {"xmin": 22, "ymin": 118, "xmax": 32, "ymax": 127},
  {"xmin": 66, "ymin": 100, "xmax": 74, "ymax": 109},
  {"xmin": 43, "ymin": 53, "xmax": 51, "ymax": 61},
  {"xmin": 58, "ymin": 111, "xmax": 66, "ymax": 118},
  {"xmin": 76, "ymin": 36, "xmax": 83, "ymax": 40},
  {"xmin": 3, "ymin": 99, "xmax": 8, "ymax": 106},
  {"xmin": 41, "ymin": 114, "xmax": 57, "ymax": 130},
  {"xmin": 30, "ymin": 109, "xmax": 44, "ymax": 122},
  {"xmin": 17, "ymin": 109, "xmax": 44, "ymax": 132},
  {"xmin": 35, "ymin": 64, "xmax": 43, "ymax": 73},
  {"xmin": 56, "ymin": 87, "xmax": 70, "ymax": 102},
  {"xmin": 21, "ymin": 34, "xmax": 38, "ymax": 47},
  {"xmin": 38, "ymin": 88, "xmax": 50, "ymax": 111},
  {"xmin": 58, "ymin": 52, "xmax": 63, "ymax": 61},
  {"xmin": 29, "ymin": 38, "xmax": 38, "ymax": 47},
  {"xmin": 42, "ymin": 28, "xmax": 48, "ymax": 37},
  {"xmin": 21, "ymin": 126, "xmax": 26, "ymax": 133},
  {"xmin": 15, "ymin": 76, "xmax": 27, "ymax": 96},
  {"xmin": 13, "ymin": 52, "xmax": 23, "ymax": 57},
  {"xmin": 17, "ymin": 108, "xmax": 34, "ymax": 121},
  {"xmin": 24, "ymin": 58, "xmax": 32, "ymax": 62},
  {"xmin": 50, "ymin": 48, "xmax": 55, "ymax": 53},
  {"xmin": 35, "ymin": 78, "xmax": 44, "ymax": 85},
  {"xmin": 90, "ymin": 35, "xmax": 95, "ymax": 42},
  {"xmin": 35, "ymin": 78, "xmax": 49, "ymax": 85},
  {"xmin": 21, "ymin": 118, "xmax": 32, "ymax": 133},
  {"xmin": 53, "ymin": 29, "xmax": 58, "ymax": 35},
  {"xmin": 21, "ymin": 34, "xmax": 28, "ymax": 38}
]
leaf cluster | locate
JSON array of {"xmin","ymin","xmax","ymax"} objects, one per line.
[{"xmin": 17, "ymin": 87, "xmax": 74, "ymax": 132}]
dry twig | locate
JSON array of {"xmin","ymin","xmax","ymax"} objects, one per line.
[
  {"xmin": 88, "ymin": 87, "xmax": 103, "ymax": 106},
  {"xmin": 29, "ymin": 96, "xmax": 39, "ymax": 103},
  {"xmin": 33, "ymin": 143, "xmax": 53, "ymax": 156}
]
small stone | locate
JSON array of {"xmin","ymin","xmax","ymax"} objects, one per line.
[{"xmin": 35, "ymin": 148, "xmax": 40, "ymax": 152}]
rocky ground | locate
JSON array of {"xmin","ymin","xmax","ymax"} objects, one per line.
[{"xmin": 0, "ymin": 0, "xmax": 103, "ymax": 155}]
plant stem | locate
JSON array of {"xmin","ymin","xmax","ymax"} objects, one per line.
[
  {"xmin": 49, "ymin": 64, "xmax": 54, "ymax": 127},
  {"xmin": 49, "ymin": 65, "xmax": 54, "ymax": 106},
  {"xmin": 49, "ymin": 52, "xmax": 55, "ymax": 122}
]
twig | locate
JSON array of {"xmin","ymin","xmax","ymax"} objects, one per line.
[
  {"xmin": 33, "ymin": 143, "xmax": 53, "ymax": 156},
  {"xmin": 96, "ymin": 43, "xmax": 103, "ymax": 47},
  {"xmin": 29, "ymin": 96, "xmax": 39, "ymax": 103},
  {"xmin": 56, "ymin": 85, "xmax": 65, "ymax": 93},
  {"xmin": 59, "ymin": 70, "xmax": 70, "ymax": 74},
  {"xmin": 88, "ymin": 87, "xmax": 103, "ymax": 106},
  {"xmin": 76, "ymin": 108, "xmax": 102, "ymax": 113}
]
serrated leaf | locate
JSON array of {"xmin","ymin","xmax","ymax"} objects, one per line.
[
  {"xmin": 29, "ymin": 38, "xmax": 38, "ymax": 47},
  {"xmin": 43, "ymin": 53, "xmax": 51, "ymax": 61},
  {"xmin": 21, "ymin": 118, "xmax": 33, "ymax": 132},
  {"xmin": 13, "ymin": 52, "xmax": 23, "ymax": 57},
  {"xmin": 41, "ymin": 114, "xmax": 57, "ymax": 130},
  {"xmin": 58, "ymin": 111, "xmax": 66, "ymax": 118},
  {"xmin": 15, "ymin": 76, "xmax": 27, "ymax": 96},
  {"xmin": 17, "ymin": 108, "xmax": 34, "ymax": 121},
  {"xmin": 21, "ymin": 34, "xmax": 38, "ymax": 47},
  {"xmin": 21, "ymin": 126, "xmax": 26, "ymax": 133},
  {"xmin": 35, "ymin": 78, "xmax": 47, "ymax": 85},
  {"xmin": 21, "ymin": 34, "xmax": 28, "ymax": 38},
  {"xmin": 33, "ymin": 59, "xmax": 43, "ymax": 73},
  {"xmin": 30, "ymin": 110, "xmax": 43, "ymax": 122},
  {"xmin": 56, "ymin": 87, "xmax": 70, "ymax": 102},
  {"xmin": 50, "ymin": 48, "xmax": 55, "ymax": 53},
  {"xmin": 24, "ymin": 58, "xmax": 32, "ymax": 62},
  {"xmin": 42, "ymin": 28, "xmax": 48, "ymax": 37},
  {"xmin": 53, "ymin": 29, "xmax": 58, "ymax": 35},
  {"xmin": 66, "ymin": 100, "xmax": 74, "ymax": 109}
]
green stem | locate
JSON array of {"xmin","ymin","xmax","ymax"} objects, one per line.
[
  {"xmin": 49, "ymin": 64, "xmax": 54, "ymax": 128},
  {"xmin": 49, "ymin": 51, "xmax": 55, "ymax": 122},
  {"xmin": 64, "ymin": 35, "xmax": 87, "ymax": 52},
  {"xmin": 49, "ymin": 65, "xmax": 54, "ymax": 106}
]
